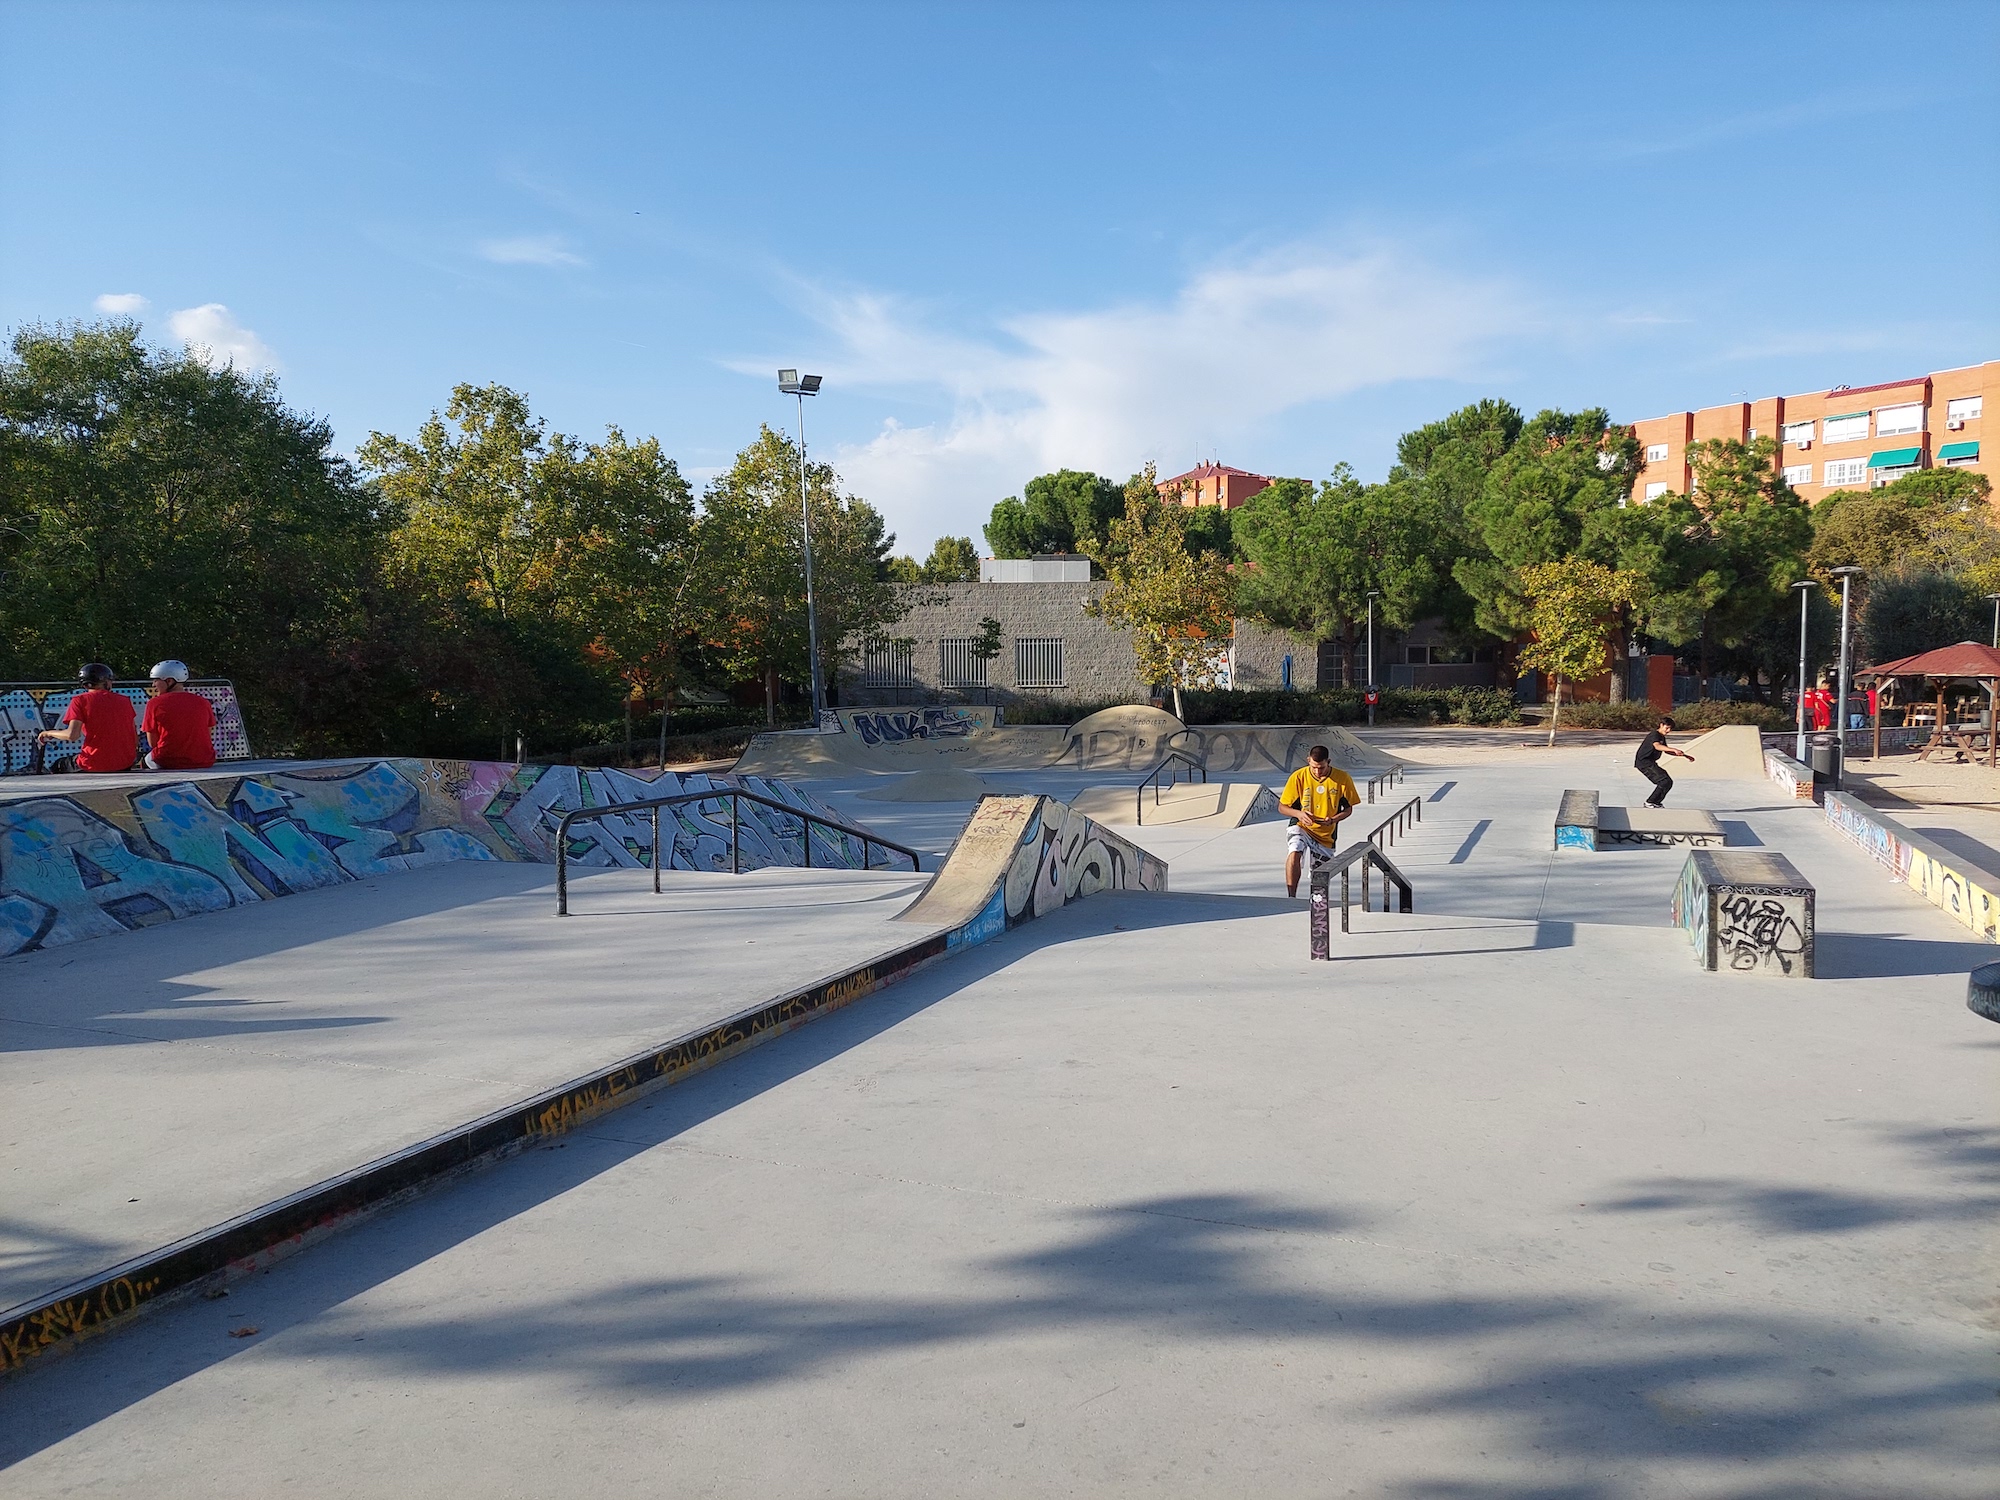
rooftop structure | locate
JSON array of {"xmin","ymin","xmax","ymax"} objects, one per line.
[{"xmin": 1156, "ymin": 461, "xmax": 1273, "ymax": 509}]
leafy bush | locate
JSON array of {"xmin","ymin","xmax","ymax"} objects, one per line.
[
  {"xmin": 1178, "ymin": 686, "xmax": 1520, "ymax": 726},
  {"xmin": 1555, "ymin": 698, "xmax": 1792, "ymax": 732},
  {"xmin": 1555, "ymin": 701, "xmax": 1658, "ymax": 730},
  {"xmin": 1673, "ymin": 699, "xmax": 1792, "ymax": 731}
]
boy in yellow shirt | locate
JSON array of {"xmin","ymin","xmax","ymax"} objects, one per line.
[{"xmin": 1280, "ymin": 744, "xmax": 1359, "ymax": 897}]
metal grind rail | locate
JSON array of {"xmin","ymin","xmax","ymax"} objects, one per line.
[
  {"xmin": 555, "ymin": 789, "xmax": 922, "ymax": 916},
  {"xmin": 1308, "ymin": 840, "xmax": 1414, "ymax": 956},
  {"xmin": 1367, "ymin": 793, "xmax": 1423, "ymax": 849},
  {"xmin": 1135, "ymin": 748, "xmax": 1209, "ymax": 825},
  {"xmin": 1362, "ymin": 766, "xmax": 1404, "ymax": 803}
]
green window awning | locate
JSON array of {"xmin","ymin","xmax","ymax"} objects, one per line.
[
  {"xmin": 1867, "ymin": 446, "xmax": 1922, "ymax": 469},
  {"xmin": 1826, "ymin": 411, "xmax": 1868, "ymax": 422},
  {"xmin": 1938, "ymin": 440, "xmax": 1980, "ymax": 462}
]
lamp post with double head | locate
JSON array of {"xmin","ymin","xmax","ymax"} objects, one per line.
[
  {"xmin": 1830, "ymin": 565, "xmax": 1865, "ymax": 789},
  {"xmin": 777, "ymin": 370, "xmax": 825, "ymax": 726},
  {"xmin": 1365, "ymin": 590, "xmax": 1379, "ymax": 727},
  {"xmin": 1792, "ymin": 579, "xmax": 1815, "ymax": 762}
]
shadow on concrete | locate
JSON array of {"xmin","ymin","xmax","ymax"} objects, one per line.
[
  {"xmin": 3, "ymin": 924, "xmax": 1992, "ymax": 1490},
  {"xmin": 1813, "ymin": 931, "xmax": 2000, "ymax": 980},
  {"xmin": 1911, "ymin": 826, "xmax": 2000, "ymax": 876},
  {"xmin": 1718, "ymin": 820, "xmax": 1764, "ymax": 847},
  {"xmin": 1593, "ymin": 1126, "xmax": 2000, "ymax": 1236}
]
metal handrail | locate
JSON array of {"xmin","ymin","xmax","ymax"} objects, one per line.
[
  {"xmin": 1136, "ymin": 748, "xmax": 1209, "ymax": 825},
  {"xmin": 1367, "ymin": 794, "xmax": 1423, "ymax": 850},
  {"xmin": 1309, "ymin": 839, "xmax": 1414, "ymax": 956},
  {"xmin": 555, "ymin": 788, "xmax": 921, "ymax": 915},
  {"xmin": 1362, "ymin": 766, "xmax": 1403, "ymax": 803}
]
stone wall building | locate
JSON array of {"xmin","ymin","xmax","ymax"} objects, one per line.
[{"xmin": 836, "ymin": 581, "xmax": 1325, "ymax": 708}]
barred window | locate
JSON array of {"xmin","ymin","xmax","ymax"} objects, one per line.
[
  {"xmin": 1014, "ymin": 636, "xmax": 1066, "ymax": 688},
  {"xmin": 862, "ymin": 638, "xmax": 915, "ymax": 687},
  {"xmin": 939, "ymin": 638, "xmax": 989, "ymax": 687}
]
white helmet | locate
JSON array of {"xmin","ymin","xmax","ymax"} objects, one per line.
[{"xmin": 148, "ymin": 659, "xmax": 191, "ymax": 682}]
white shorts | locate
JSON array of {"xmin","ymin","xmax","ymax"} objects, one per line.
[{"xmin": 1286, "ymin": 829, "xmax": 1336, "ymax": 864}]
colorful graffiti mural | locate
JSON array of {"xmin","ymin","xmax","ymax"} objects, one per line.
[
  {"xmin": 0, "ymin": 760, "xmax": 902, "ymax": 957},
  {"xmin": 1820, "ymin": 789, "xmax": 1999, "ymax": 945},
  {"xmin": 841, "ymin": 707, "xmax": 987, "ymax": 746},
  {"xmin": 0, "ymin": 680, "xmax": 253, "ymax": 775}
]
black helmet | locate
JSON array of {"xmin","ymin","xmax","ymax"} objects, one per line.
[{"xmin": 77, "ymin": 663, "xmax": 115, "ymax": 687}]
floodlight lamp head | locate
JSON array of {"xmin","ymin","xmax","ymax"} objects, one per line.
[
  {"xmin": 777, "ymin": 370, "xmax": 822, "ymax": 396},
  {"xmin": 777, "ymin": 369, "xmax": 797, "ymax": 388}
]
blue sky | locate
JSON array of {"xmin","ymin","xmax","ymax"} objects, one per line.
[{"xmin": 4, "ymin": 1, "xmax": 1997, "ymax": 555}]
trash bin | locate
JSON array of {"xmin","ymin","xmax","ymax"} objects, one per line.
[{"xmin": 1809, "ymin": 735, "xmax": 1838, "ymax": 800}]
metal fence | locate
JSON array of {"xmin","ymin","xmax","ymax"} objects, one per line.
[{"xmin": 1014, "ymin": 637, "xmax": 1066, "ymax": 689}]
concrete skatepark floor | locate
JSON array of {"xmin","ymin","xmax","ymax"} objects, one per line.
[{"xmin": 2, "ymin": 738, "xmax": 1995, "ymax": 1496}]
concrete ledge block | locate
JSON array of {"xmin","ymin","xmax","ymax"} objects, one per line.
[
  {"xmin": 1555, "ymin": 789, "xmax": 1598, "ymax": 851},
  {"xmin": 1970, "ymin": 962, "xmax": 2000, "ymax": 1024},
  {"xmin": 1672, "ymin": 849, "xmax": 1815, "ymax": 977}
]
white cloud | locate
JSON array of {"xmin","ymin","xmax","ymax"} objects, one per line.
[
  {"xmin": 774, "ymin": 244, "xmax": 1537, "ymax": 553},
  {"xmin": 167, "ymin": 303, "xmax": 279, "ymax": 372},
  {"xmin": 477, "ymin": 233, "xmax": 586, "ymax": 267},
  {"xmin": 94, "ymin": 292, "xmax": 149, "ymax": 315}
]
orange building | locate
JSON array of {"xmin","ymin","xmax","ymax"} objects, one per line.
[
  {"xmin": 1156, "ymin": 462, "xmax": 1273, "ymax": 508},
  {"xmin": 1631, "ymin": 360, "xmax": 1994, "ymax": 504}
]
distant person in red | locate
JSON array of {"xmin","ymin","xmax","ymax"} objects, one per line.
[
  {"xmin": 141, "ymin": 660, "xmax": 216, "ymax": 770},
  {"xmin": 38, "ymin": 663, "xmax": 138, "ymax": 772}
]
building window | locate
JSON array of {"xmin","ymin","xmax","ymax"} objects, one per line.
[
  {"xmin": 939, "ymin": 638, "xmax": 989, "ymax": 688},
  {"xmin": 1645, "ymin": 443, "xmax": 1670, "ymax": 462},
  {"xmin": 1822, "ymin": 412, "xmax": 1870, "ymax": 444},
  {"xmin": 1947, "ymin": 395, "xmax": 1983, "ymax": 425},
  {"xmin": 1823, "ymin": 458, "xmax": 1867, "ymax": 488},
  {"xmin": 1875, "ymin": 403, "xmax": 1923, "ymax": 437},
  {"xmin": 1407, "ymin": 644, "xmax": 1494, "ymax": 665},
  {"xmin": 1782, "ymin": 463, "xmax": 1813, "ymax": 486},
  {"xmin": 1014, "ymin": 637, "xmax": 1066, "ymax": 688},
  {"xmin": 861, "ymin": 638, "xmax": 915, "ymax": 687},
  {"xmin": 1644, "ymin": 481, "xmax": 1668, "ymax": 500},
  {"xmin": 1782, "ymin": 419, "xmax": 1815, "ymax": 445}
]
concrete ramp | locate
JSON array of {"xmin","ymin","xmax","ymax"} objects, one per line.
[
  {"xmin": 896, "ymin": 794, "xmax": 1167, "ymax": 941},
  {"xmin": 1068, "ymin": 781, "xmax": 1283, "ymax": 829},
  {"xmin": 1676, "ymin": 724, "xmax": 1770, "ymax": 778}
]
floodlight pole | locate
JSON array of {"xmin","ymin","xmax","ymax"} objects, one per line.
[
  {"xmin": 1365, "ymin": 591, "xmax": 1379, "ymax": 726},
  {"xmin": 1791, "ymin": 580, "xmax": 1814, "ymax": 762},
  {"xmin": 1988, "ymin": 593, "xmax": 2000, "ymax": 649},
  {"xmin": 779, "ymin": 371, "xmax": 826, "ymax": 726},
  {"xmin": 1831, "ymin": 566, "xmax": 1864, "ymax": 790}
]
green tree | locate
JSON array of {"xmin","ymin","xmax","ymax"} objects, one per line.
[
  {"xmin": 1454, "ymin": 407, "xmax": 1639, "ymax": 643},
  {"xmin": 983, "ymin": 469, "xmax": 1123, "ymax": 558},
  {"xmin": 1083, "ymin": 477, "xmax": 1236, "ymax": 719},
  {"xmin": 883, "ymin": 555, "xmax": 923, "ymax": 583},
  {"xmin": 1517, "ymin": 558, "xmax": 1639, "ymax": 744},
  {"xmin": 1859, "ymin": 570, "xmax": 1987, "ymax": 664},
  {"xmin": 920, "ymin": 534, "xmax": 981, "ymax": 582},
  {"xmin": 702, "ymin": 426, "xmax": 903, "ymax": 722},
  {"xmin": 1809, "ymin": 467, "xmax": 1999, "ymax": 593},
  {"xmin": 0, "ymin": 320, "xmax": 385, "ymax": 750},
  {"xmin": 1233, "ymin": 464, "xmax": 1446, "ymax": 686}
]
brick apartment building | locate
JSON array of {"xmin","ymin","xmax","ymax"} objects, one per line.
[
  {"xmin": 1156, "ymin": 462, "xmax": 1273, "ymax": 508},
  {"xmin": 1632, "ymin": 360, "xmax": 1993, "ymax": 504}
]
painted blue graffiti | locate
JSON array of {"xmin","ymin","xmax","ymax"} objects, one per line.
[{"xmin": 851, "ymin": 709, "xmax": 978, "ymax": 746}]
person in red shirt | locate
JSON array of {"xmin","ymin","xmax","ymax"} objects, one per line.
[
  {"xmin": 140, "ymin": 659, "xmax": 217, "ymax": 770},
  {"xmin": 38, "ymin": 663, "xmax": 139, "ymax": 772}
]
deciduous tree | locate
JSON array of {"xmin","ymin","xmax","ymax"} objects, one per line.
[{"xmin": 1517, "ymin": 558, "xmax": 1639, "ymax": 744}]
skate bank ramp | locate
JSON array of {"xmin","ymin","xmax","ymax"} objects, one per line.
[
  {"xmin": 897, "ymin": 793, "xmax": 1168, "ymax": 942},
  {"xmin": 1674, "ymin": 724, "xmax": 1771, "ymax": 779},
  {"xmin": 0, "ymin": 758, "xmax": 892, "ymax": 957},
  {"xmin": 737, "ymin": 707, "xmax": 1399, "ymax": 781}
]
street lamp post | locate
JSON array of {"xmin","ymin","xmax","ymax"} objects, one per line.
[
  {"xmin": 777, "ymin": 370, "xmax": 825, "ymax": 726},
  {"xmin": 1830, "ymin": 565, "xmax": 1864, "ymax": 790},
  {"xmin": 1987, "ymin": 593, "xmax": 2000, "ymax": 649},
  {"xmin": 1791, "ymin": 580, "xmax": 1815, "ymax": 762},
  {"xmin": 1365, "ymin": 591, "xmax": 1379, "ymax": 727}
]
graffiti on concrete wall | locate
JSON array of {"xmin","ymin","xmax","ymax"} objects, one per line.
[
  {"xmin": 1822, "ymin": 789, "xmax": 2000, "ymax": 945},
  {"xmin": 843, "ymin": 708, "xmax": 984, "ymax": 746},
  {"xmin": 1671, "ymin": 856, "xmax": 1709, "ymax": 962},
  {"xmin": 1713, "ymin": 888, "xmax": 1811, "ymax": 975},
  {"xmin": 939, "ymin": 795, "xmax": 1167, "ymax": 952},
  {"xmin": 0, "ymin": 681, "xmax": 252, "ymax": 775},
  {"xmin": 1822, "ymin": 791, "xmax": 1912, "ymax": 879},
  {"xmin": 0, "ymin": 760, "xmax": 898, "ymax": 957}
]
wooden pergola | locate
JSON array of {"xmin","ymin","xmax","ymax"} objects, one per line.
[{"xmin": 1857, "ymin": 641, "xmax": 2000, "ymax": 768}]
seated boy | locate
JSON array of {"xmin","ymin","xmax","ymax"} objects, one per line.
[
  {"xmin": 39, "ymin": 663, "xmax": 138, "ymax": 772},
  {"xmin": 141, "ymin": 660, "xmax": 218, "ymax": 770}
]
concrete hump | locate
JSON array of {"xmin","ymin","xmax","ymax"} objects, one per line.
[
  {"xmin": 1068, "ymin": 782, "xmax": 1283, "ymax": 829},
  {"xmin": 1675, "ymin": 724, "xmax": 1770, "ymax": 779},
  {"xmin": 896, "ymin": 794, "xmax": 1167, "ymax": 942}
]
